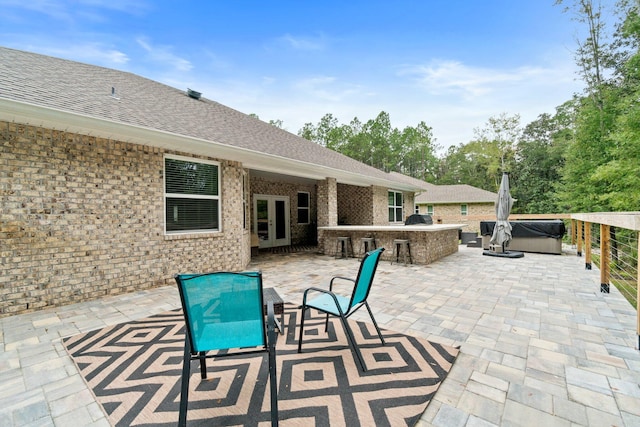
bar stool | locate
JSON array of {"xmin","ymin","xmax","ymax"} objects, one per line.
[
  {"xmin": 392, "ymin": 239, "xmax": 412, "ymax": 266},
  {"xmin": 359, "ymin": 236, "xmax": 377, "ymax": 259},
  {"xmin": 335, "ymin": 236, "xmax": 354, "ymax": 259}
]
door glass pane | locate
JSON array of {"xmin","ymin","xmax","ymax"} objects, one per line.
[
  {"xmin": 257, "ymin": 199, "xmax": 269, "ymax": 242},
  {"xmin": 275, "ymin": 200, "xmax": 286, "ymax": 239}
]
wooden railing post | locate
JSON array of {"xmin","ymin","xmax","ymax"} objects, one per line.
[
  {"xmin": 577, "ymin": 220, "xmax": 583, "ymax": 257},
  {"xmin": 584, "ymin": 222, "xmax": 592, "ymax": 270},
  {"xmin": 600, "ymin": 224, "xmax": 610, "ymax": 293}
]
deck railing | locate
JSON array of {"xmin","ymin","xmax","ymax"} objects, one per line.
[{"xmin": 571, "ymin": 212, "xmax": 640, "ymax": 350}]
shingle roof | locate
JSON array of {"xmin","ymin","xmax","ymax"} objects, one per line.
[
  {"xmin": 388, "ymin": 172, "xmax": 432, "ymax": 191},
  {"xmin": 415, "ymin": 183, "xmax": 497, "ymax": 204},
  {"xmin": 0, "ymin": 46, "xmax": 420, "ymax": 190}
]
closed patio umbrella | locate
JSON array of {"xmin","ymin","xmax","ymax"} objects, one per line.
[{"xmin": 490, "ymin": 172, "xmax": 514, "ymax": 251}]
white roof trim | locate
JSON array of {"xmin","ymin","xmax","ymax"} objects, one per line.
[{"xmin": 0, "ymin": 98, "xmax": 420, "ymax": 191}]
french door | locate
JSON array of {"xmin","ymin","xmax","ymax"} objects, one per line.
[{"xmin": 253, "ymin": 195, "xmax": 290, "ymax": 248}]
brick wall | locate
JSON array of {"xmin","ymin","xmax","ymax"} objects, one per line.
[
  {"xmin": 0, "ymin": 122, "xmax": 248, "ymax": 316},
  {"xmin": 372, "ymin": 186, "xmax": 389, "ymax": 225},
  {"xmin": 318, "ymin": 228, "xmax": 459, "ymax": 264},
  {"xmin": 417, "ymin": 202, "xmax": 495, "ymax": 233},
  {"xmin": 317, "ymin": 178, "xmax": 337, "ymax": 227},
  {"xmin": 337, "ymin": 183, "xmax": 373, "ymax": 225}
]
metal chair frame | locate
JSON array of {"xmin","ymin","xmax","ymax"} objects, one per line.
[
  {"xmin": 297, "ymin": 247, "xmax": 385, "ymax": 372},
  {"xmin": 175, "ymin": 271, "xmax": 279, "ymax": 427}
]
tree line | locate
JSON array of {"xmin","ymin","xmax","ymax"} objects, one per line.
[{"xmin": 289, "ymin": 0, "xmax": 639, "ymax": 215}]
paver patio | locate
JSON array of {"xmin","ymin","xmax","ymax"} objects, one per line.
[{"xmin": 1, "ymin": 245, "xmax": 639, "ymax": 426}]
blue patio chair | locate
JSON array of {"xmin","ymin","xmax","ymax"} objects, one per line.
[
  {"xmin": 175, "ymin": 271, "xmax": 278, "ymax": 427},
  {"xmin": 297, "ymin": 247, "xmax": 385, "ymax": 372}
]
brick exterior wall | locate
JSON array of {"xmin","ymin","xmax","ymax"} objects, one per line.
[
  {"xmin": 337, "ymin": 183, "xmax": 373, "ymax": 225},
  {"xmin": 372, "ymin": 185, "xmax": 390, "ymax": 225},
  {"xmin": 318, "ymin": 228, "xmax": 459, "ymax": 264},
  {"xmin": 0, "ymin": 122, "xmax": 249, "ymax": 317},
  {"xmin": 317, "ymin": 178, "xmax": 337, "ymax": 227},
  {"xmin": 251, "ymin": 176, "xmax": 317, "ymax": 245},
  {"xmin": 417, "ymin": 202, "xmax": 495, "ymax": 233}
]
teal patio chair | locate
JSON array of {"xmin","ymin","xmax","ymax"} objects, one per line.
[
  {"xmin": 175, "ymin": 271, "xmax": 278, "ymax": 427},
  {"xmin": 297, "ymin": 247, "xmax": 385, "ymax": 372}
]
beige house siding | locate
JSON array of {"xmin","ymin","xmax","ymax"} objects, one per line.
[
  {"xmin": 416, "ymin": 202, "xmax": 495, "ymax": 233},
  {"xmin": 0, "ymin": 121, "xmax": 248, "ymax": 316}
]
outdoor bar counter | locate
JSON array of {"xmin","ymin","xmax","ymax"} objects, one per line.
[{"xmin": 318, "ymin": 224, "xmax": 465, "ymax": 265}]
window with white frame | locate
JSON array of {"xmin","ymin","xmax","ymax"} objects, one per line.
[
  {"xmin": 461, "ymin": 204, "xmax": 468, "ymax": 216},
  {"xmin": 414, "ymin": 205, "xmax": 419, "ymax": 214},
  {"xmin": 427, "ymin": 205, "xmax": 434, "ymax": 215},
  {"xmin": 388, "ymin": 190, "xmax": 403, "ymax": 223},
  {"xmin": 164, "ymin": 155, "xmax": 220, "ymax": 233},
  {"xmin": 297, "ymin": 191, "xmax": 310, "ymax": 224}
]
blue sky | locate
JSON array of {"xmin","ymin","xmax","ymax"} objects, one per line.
[{"xmin": 0, "ymin": 1, "xmax": 618, "ymax": 150}]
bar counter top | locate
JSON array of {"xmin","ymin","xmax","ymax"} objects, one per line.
[{"xmin": 318, "ymin": 224, "xmax": 466, "ymax": 232}]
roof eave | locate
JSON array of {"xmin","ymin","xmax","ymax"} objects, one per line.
[{"xmin": 0, "ymin": 98, "xmax": 419, "ymax": 191}]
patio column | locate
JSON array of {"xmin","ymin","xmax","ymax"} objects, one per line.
[
  {"xmin": 317, "ymin": 177, "xmax": 337, "ymax": 227},
  {"xmin": 584, "ymin": 221, "xmax": 592, "ymax": 270},
  {"xmin": 576, "ymin": 220, "xmax": 583, "ymax": 257},
  {"xmin": 600, "ymin": 223, "xmax": 610, "ymax": 293}
]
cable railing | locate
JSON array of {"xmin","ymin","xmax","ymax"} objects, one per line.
[{"xmin": 571, "ymin": 213, "xmax": 640, "ymax": 349}]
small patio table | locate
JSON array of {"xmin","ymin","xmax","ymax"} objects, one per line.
[{"xmin": 263, "ymin": 287, "xmax": 285, "ymax": 334}]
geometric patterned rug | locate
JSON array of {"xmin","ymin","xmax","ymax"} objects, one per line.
[{"xmin": 63, "ymin": 304, "xmax": 459, "ymax": 427}]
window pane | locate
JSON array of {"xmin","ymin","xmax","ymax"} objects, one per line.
[
  {"xmin": 165, "ymin": 158, "xmax": 218, "ymax": 196},
  {"xmin": 297, "ymin": 192, "xmax": 309, "ymax": 207},
  {"xmin": 395, "ymin": 192, "xmax": 403, "ymax": 206},
  {"xmin": 298, "ymin": 209, "xmax": 309, "ymax": 224},
  {"xmin": 389, "ymin": 207, "xmax": 394, "ymax": 222},
  {"xmin": 388, "ymin": 191, "xmax": 394, "ymax": 205},
  {"xmin": 166, "ymin": 198, "xmax": 218, "ymax": 232},
  {"xmin": 396, "ymin": 207, "xmax": 403, "ymax": 222},
  {"xmin": 275, "ymin": 200, "xmax": 286, "ymax": 239}
]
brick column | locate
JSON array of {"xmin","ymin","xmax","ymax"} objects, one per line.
[{"xmin": 317, "ymin": 177, "xmax": 337, "ymax": 227}]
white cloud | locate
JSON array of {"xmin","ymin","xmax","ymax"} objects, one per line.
[
  {"xmin": 35, "ymin": 43, "xmax": 129, "ymax": 66},
  {"xmin": 136, "ymin": 38, "xmax": 193, "ymax": 72},
  {"xmin": 400, "ymin": 59, "xmax": 576, "ymax": 100},
  {"xmin": 292, "ymin": 76, "xmax": 366, "ymax": 102},
  {"xmin": 277, "ymin": 33, "xmax": 326, "ymax": 51}
]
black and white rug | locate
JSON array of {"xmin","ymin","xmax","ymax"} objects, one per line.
[{"xmin": 63, "ymin": 304, "xmax": 459, "ymax": 426}]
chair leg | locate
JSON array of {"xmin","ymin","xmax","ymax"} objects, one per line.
[
  {"xmin": 338, "ymin": 315, "xmax": 367, "ymax": 372},
  {"xmin": 266, "ymin": 302, "xmax": 279, "ymax": 427},
  {"xmin": 364, "ymin": 302, "xmax": 385, "ymax": 345},
  {"xmin": 199, "ymin": 351, "xmax": 207, "ymax": 379},
  {"xmin": 268, "ymin": 348, "xmax": 279, "ymax": 427},
  {"xmin": 297, "ymin": 306, "xmax": 306, "ymax": 353},
  {"xmin": 179, "ymin": 341, "xmax": 192, "ymax": 427}
]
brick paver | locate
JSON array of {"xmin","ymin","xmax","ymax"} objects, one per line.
[{"xmin": 1, "ymin": 245, "xmax": 639, "ymax": 426}]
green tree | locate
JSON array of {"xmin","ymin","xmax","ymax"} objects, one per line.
[
  {"xmin": 298, "ymin": 111, "xmax": 438, "ymax": 177},
  {"xmin": 555, "ymin": 0, "xmax": 626, "ymax": 212},
  {"xmin": 393, "ymin": 121, "xmax": 440, "ymax": 182},
  {"xmin": 590, "ymin": 2, "xmax": 640, "ymax": 210},
  {"xmin": 513, "ymin": 102, "xmax": 575, "ymax": 213},
  {"xmin": 437, "ymin": 113, "xmax": 520, "ymax": 191}
]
